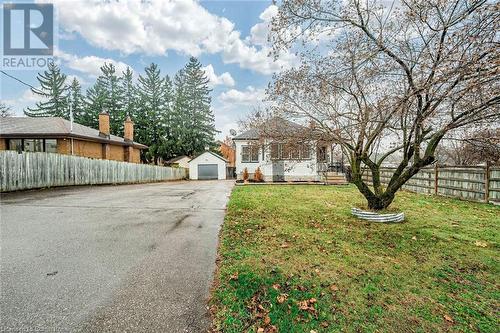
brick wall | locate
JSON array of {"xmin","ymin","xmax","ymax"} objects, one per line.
[{"xmin": 108, "ymin": 144, "xmax": 125, "ymax": 162}]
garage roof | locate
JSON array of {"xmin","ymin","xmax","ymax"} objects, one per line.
[{"xmin": 188, "ymin": 151, "xmax": 228, "ymax": 163}]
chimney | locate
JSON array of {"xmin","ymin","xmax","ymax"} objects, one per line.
[
  {"xmin": 99, "ymin": 111, "xmax": 110, "ymax": 138},
  {"xmin": 124, "ymin": 116, "xmax": 134, "ymax": 142}
]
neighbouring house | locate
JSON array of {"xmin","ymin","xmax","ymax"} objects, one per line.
[
  {"xmin": 233, "ymin": 119, "xmax": 344, "ymax": 182},
  {"xmin": 165, "ymin": 155, "xmax": 191, "ymax": 168},
  {"xmin": 188, "ymin": 151, "xmax": 227, "ymax": 180},
  {"xmin": 0, "ymin": 112, "xmax": 147, "ymax": 163},
  {"xmin": 218, "ymin": 139, "xmax": 236, "ymax": 178}
]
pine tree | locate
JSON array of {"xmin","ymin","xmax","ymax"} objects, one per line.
[
  {"xmin": 121, "ymin": 67, "xmax": 136, "ymax": 120},
  {"xmin": 24, "ymin": 62, "xmax": 69, "ymax": 118},
  {"xmin": 68, "ymin": 78, "xmax": 85, "ymax": 124},
  {"xmin": 136, "ymin": 63, "xmax": 168, "ymax": 163},
  {"xmin": 82, "ymin": 79, "xmax": 106, "ymax": 129},
  {"xmin": 98, "ymin": 63, "xmax": 124, "ymax": 135},
  {"xmin": 0, "ymin": 102, "xmax": 13, "ymax": 117},
  {"xmin": 175, "ymin": 57, "xmax": 217, "ymax": 156}
]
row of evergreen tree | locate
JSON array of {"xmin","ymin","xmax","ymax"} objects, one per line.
[{"xmin": 25, "ymin": 58, "xmax": 217, "ymax": 163}]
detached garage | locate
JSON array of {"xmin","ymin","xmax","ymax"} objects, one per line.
[{"xmin": 188, "ymin": 151, "xmax": 227, "ymax": 180}]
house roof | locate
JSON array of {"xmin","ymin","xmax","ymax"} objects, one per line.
[
  {"xmin": 165, "ymin": 155, "xmax": 191, "ymax": 163},
  {"xmin": 188, "ymin": 151, "xmax": 228, "ymax": 163},
  {"xmin": 232, "ymin": 118, "xmax": 308, "ymax": 141},
  {"xmin": 0, "ymin": 117, "xmax": 148, "ymax": 149}
]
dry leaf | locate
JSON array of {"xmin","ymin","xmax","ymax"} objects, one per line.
[
  {"xmin": 264, "ymin": 315, "xmax": 271, "ymax": 325},
  {"xmin": 321, "ymin": 321, "xmax": 329, "ymax": 328},
  {"xmin": 229, "ymin": 272, "xmax": 239, "ymax": 281},
  {"xmin": 298, "ymin": 300, "xmax": 309, "ymax": 310},
  {"xmin": 330, "ymin": 284, "xmax": 339, "ymax": 292},
  {"xmin": 280, "ymin": 243, "xmax": 289, "ymax": 248},
  {"xmin": 277, "ymin": 294, "xmax": 288, "ymax": 304},
  {"xmin": 257, "ymin": 328, "xmax": 265, "ymax": 333},
  {"xmin": 411, "ymin": 236, "xmax": 417, "ymax": 240},
  {"xmin": 444, "ymin": 314, "xmax": 454, "ymax": 323},
  {"xmin": 272, "ymin": 284, "xmax": 281, "ymax": 290},
  {"xmin": 310, "ymin": 330, "xmax": 318, "ymax": 333},
  {"xmin": 475, "ymin": 241, "xmax": 487, "ymax": 247}
]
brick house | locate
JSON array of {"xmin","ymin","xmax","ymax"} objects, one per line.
[{"xmin": 0, "ymin": 112, "xmax": 147, "ymax": 163}]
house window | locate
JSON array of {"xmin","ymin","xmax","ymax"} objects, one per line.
[
  {"xmin": 317, "ymin": 146, "xmax": 327, "ymax": 162},
  {"xmin": 45, "ymin": 139, "xmax": 57, "ymax": 153},
  {"xmin": 270, "ymin": 142, "xmax": 312, "ymax": 160},
  {"xmin": 8, "ymin": 139, "xmax": 22, "ymax": 152},
  {"xmin": 300, "ymin": 144, "xmax": 311, "ymax": 159},
  {"xmin": 242, "ymin": 145, "xmax": 259, "ymax": 163},
  {"xmin": 271, "ymin": 143, "xmax": 281, "ymax": 159},
  {"xmin": 24, "ymin": 139, "xmax": 43, "ymax": 152}
]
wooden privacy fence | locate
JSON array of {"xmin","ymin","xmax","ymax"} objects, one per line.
[
  {"xmin": 0, "ymin": 151, "xmax": 188, "ymax": 192},
  {"xmin": 362, "ymin": 164, "xmax": 500, "ymax": 204}
]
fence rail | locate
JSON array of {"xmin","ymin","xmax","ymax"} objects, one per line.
[
  {"xmin": 362, "ymin": 163, "xmax": 500, "ymax": 204},
  {"xmin": 0, "ymin": 151, "xmax": 187, "ymax": 192}
]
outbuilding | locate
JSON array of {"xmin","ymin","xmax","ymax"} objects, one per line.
[{"xmin": 188, "ymin": 151, "xmax": 227, "ymax": 180}]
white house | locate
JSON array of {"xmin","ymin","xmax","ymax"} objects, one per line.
[
  {"xmin": 233, "ymin": 120, "xmax": 339, "ymax": 182},
  {"xmin": 188, "ymin": 151, "xmax": 227, "ymax": 180}
]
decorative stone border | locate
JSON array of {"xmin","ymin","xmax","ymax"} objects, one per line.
[{"xmin": 351, "ymin": 208, "xmax": 405, "ymax": 223}]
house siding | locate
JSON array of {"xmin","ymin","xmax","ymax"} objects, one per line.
[{"xmin": 0, "ymin": 138, "xmax": 6, "ymax": 150}]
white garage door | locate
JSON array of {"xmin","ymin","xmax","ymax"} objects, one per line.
[{"xmin": 198, "ymin": 164, "xmax": 218, "ymax": 180}]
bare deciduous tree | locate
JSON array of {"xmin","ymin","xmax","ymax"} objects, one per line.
[{"xmin": 265, "ymin": 0, "xmax": 499, "ymax": 209}]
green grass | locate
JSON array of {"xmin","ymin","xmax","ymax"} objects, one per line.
[{"xmin": 210, "ymin": 185, "xmax": 500, "ymax": 333}]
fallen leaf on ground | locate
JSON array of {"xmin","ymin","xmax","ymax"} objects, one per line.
[
  {"xmin": 475, "ymin": 241, "xmax": 487, "ymax": 247},
  {"xmin": 280, "ymin": 243, "xmax": 289, "ymax": 248},
  {"xmin": 257, "ymin": 328, "xmax": 265, "ymax": 333},
  {"xmin": 229, "ymin": 272, "xmax": 238, "ymax": 281},
  {"xmin": 412, "ymin": 236, "xmax": 417, "ymax": 240},
  {"xmin": 272, "ymin": 284, "xmax": 280, "ymax": 290},
  {"xmin": 321, "ymin": 321, "xmax": 329, "ymax": 328},
  {"xmin": 277, "ymin": 294, "xmax": 288, "ymax": 304},
  {"xmin": 444, "ymin": 314, "xmax": 454, "ymax": 323},
  {"xmin": 330, "ymin": 284, "xmax": 339, "ymax": 292},
  {"xmin": 264, "ymin": 315, "xmax": 271, "ymax": 325}
]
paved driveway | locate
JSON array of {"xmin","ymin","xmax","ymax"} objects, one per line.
[{"xmin": 0, "ymin": 180, "xmax": 234, "ymax": 332}]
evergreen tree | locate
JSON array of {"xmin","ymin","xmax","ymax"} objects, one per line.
[
  {"xmin": 135, "ymin": 63, "xmax": 168, "ymax": 163},
  {"xmin": 0, "ymin": 102, "xmax": 13, "ymax": 117},
  {"xmin": 97, "ymin": 63, "xmax": 125, "ymax": 135},
  {"xmin": 121, "ymin": 67, "xmax": 136, "ymax": 120},
  {"xmin": 174, "ymin": 57, "xmax": 217, "ymax": 155},
  {"xmin": 24, "ymin": 62, "xmax": 69, "ymax": 118},
  {"xmin": 82, "ymin": 79, "xmax": 106, "ymax": 129},
  {"xmin": 68, "ymin": 78, "xmax": 85, "ymax": 124}
]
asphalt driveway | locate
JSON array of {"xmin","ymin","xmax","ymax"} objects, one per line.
[{"xmin": 0, "ymin": 180, "xmax": 234, "ymax": 332}]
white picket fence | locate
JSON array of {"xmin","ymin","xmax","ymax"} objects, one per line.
[{"xmin": 0, "ymin": 151, "xmax": 188, "ymax": 192}]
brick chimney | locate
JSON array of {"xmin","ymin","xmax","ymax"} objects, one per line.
[
  {"xmin": 124, "ymin": 116, "xmax": 133, "ymax": 142},
  {"xmin": 99, "ymin": 111, "xmax": 110, "ymax": 138}
]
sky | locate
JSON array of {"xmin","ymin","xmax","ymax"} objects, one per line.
[{"xmin": 1, "ymin": 0, "xmax": 295, "ymax": 139}]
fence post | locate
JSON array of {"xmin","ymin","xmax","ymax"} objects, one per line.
[
  {"xmin": 434, "ymin": 163, "xmax": 439, "ymax": 195},
  {"xmin": 485, "ymin": 161, "xmax": 490, "ymax": 203}
]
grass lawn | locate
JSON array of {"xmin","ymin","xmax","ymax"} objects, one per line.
[{"xmin": 210, "ymin": 185, "xmax": 499, "ymax": 333}]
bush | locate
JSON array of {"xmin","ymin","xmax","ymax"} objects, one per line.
[
  {"xmin": 254, "ymin": 167, "xmax": 264, "ymax": 182},
  {"xmin": 242, "ymin": 167, "xmax": 249, "ymax": 181}
]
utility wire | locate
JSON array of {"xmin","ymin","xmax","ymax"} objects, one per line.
[{"xmin": 0, "ymin": 70, "xmax": 44, "ymax": 95}]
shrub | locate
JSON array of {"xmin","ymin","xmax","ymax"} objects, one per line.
[
  {"xmin": 254, "ymin": 167, "xmax": 264, "ymax": 182},
  {"xmin": 242, "ymin": 167, "xmax": 249, "ymax": 181}
]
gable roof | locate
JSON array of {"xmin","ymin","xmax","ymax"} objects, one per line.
[
  {"xmin": 232, "ymin": 118, "xmax": 308, "ymax": 141},
  {"xmin": 0, "ymin": 117, "xmax": 147, "ymax": 149},
  {"xmin": 188, "ymin": 151, "xmax": 228, "ymax": 163},
  {"xmin": 165, "ymin": 155, "xmax": 191, "ymax": 163}
]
